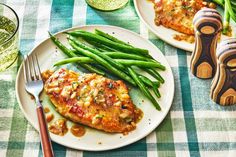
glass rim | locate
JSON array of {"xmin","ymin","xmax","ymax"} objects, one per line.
[{"xmin": 0, "ymin": 3, "xmax": 19, "ymax": 46}]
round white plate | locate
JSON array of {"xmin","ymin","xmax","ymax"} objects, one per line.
[
  {"xmin": 134, "ymin": 0, "xmax": 236, "ymax": 52},
  {"xmin": 16, "ymin": 25, "xmax": 174, "ymax": 151}
]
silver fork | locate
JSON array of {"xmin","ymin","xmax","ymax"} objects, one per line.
[{"xmin": 23, "ymin": 54, "xmax": 54, "ymax": 157}]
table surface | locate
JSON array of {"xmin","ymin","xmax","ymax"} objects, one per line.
[{"xmin": 1, "ymin": 0, "xmax": 236, "ymax": 157}]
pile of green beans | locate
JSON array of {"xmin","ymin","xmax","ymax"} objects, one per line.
[
  {"xmin": 49, "ymin": 29, "xmax": 166, "ymax": 110},
  {"xmin": 48, "ymin": 32, "xmax": 105, "ymax": 75}
]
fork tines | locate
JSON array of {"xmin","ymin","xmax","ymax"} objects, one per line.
[{"xmin": 23, "ymin": 54, "xmax": 42, "ymax": 83}]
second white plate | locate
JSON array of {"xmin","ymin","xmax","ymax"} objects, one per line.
[{"xmin": 134, "ymin": 0, "xmax": 236, "ymax": 52}]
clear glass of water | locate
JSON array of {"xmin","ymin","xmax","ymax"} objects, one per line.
[{"xmin": 0, "ymin": 3, "xmax": 19, "ymax": 72}]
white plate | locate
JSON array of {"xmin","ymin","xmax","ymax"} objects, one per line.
[
  {"xmin": 16, "ymin": 25, "xmax": 174, "ymax": 151},
  {"xmin": 134, "ymin": 0, "xmax": 236, "ymax": 52}
]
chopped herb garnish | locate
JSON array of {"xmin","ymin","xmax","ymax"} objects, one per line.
[
  {"xmin": 121, "ymin": 105, "xmax": 127, "ymax": 109},
  {"xmin": 95, "ymin": 114, "xmax": 104, "ymax": 118},
  {"xmin": 108, "ymin": 82, "xmax": 114, "ymax": 89},
  {"xmin": 72, "ymin": 82, "xmax": 79, "ymax": 89},
  {"xmin": 182, "ymin": 5, "xmax": 192, "ymax": 10},
  {"xmin": 98, "ymin": 90, "xmax": 104, "ymax": 94}
]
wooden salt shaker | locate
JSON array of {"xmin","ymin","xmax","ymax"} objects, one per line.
[
  {"xmin": 211, "ymin": 38, "xmax": 236, "ymax": 106},
  {"xmin": 190, "ymin": 8, "xmax": 222, "ymax": 79}
]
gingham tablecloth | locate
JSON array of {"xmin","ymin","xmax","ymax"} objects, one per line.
[{"xmin": 1, "ymin": 0, "xmax": 236, "ymax": 157}]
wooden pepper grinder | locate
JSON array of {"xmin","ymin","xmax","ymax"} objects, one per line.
[
  {"xmin": 211, "ymin": 38, "xmax": 236, "ymax": 106},
  {"xmin": 190, "ymin": 8, "xmax": 222, "ymax": 79}
]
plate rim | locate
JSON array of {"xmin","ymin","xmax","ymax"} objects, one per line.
[{"xmin": 15, "ymin": 24, "xmax": 175, "ymax": 151}]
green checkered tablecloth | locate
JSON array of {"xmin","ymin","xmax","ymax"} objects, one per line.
[{"xmin": 1, "ymin": 0, "xmax": 236, "ymax": 157}]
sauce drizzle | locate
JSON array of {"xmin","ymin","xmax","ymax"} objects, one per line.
[
  {"xmin": 70, "ymin": 124, "xmax": 86, "ymax": 137},
  {"xmin": 49, "ymin": 119, "xmax": 68, "ymax": 136}
]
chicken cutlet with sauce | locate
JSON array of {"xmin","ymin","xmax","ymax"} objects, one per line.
[
  {"xmin": 42, "ymin": 68, "xmax": 143, "ymax": 134},
  {"xmin": 152, "ymin": 0, "xmax": 211, "ymax": 42},
  {"xmin": 153, "ymin": 0, "xmax": 207, "ymax": 35}
]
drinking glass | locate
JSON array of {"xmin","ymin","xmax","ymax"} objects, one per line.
[
  {"xmin": 0, "ymin": 3, "xmax": 19, "ymax": 72},
  {"xmin": 86, "ymin": 0, "xmax": 129, "ymax": 11}
]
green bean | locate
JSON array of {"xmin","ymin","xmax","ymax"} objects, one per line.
[
  {"xmin": 139, "ymin": 75, "xmax": 161, "ymax": 98},
  {"xmin": 114, "ymin": 59, "xmax": 166, "ymax": 69},
  {"xmin": 84, "ymin": 39, "xmax": 117, "ymax": 52},
  {"xmin": 103, "ymin": 51, "xmax": 151, "ymax": 61},
  {"xmin": 225, "ymin": 0, "xmax": 236, "ymax": 22},
  {"xmin": 73, "ymin": 50, "xmax": 158, "ymax": 63},
  {"xmin": 53, "ymin": 57, "xmax": 164, "ymax": 74},
  {"xmin": 212, "ymin": 0, "xmax": 224, "ymax": 7},
  {"xmin": 48, "ymin": 32, "xmax": 105, "ymax": 75},
  {"xmin": 213, "ymin": 0, "xmax": 236, "ymax": 20},
  {"xmin": 128, "ymin": 67, "xmax": 161, "ymax": 110},
  {"xmin": 146, "ymin": 68, "xmax": 165, "ymax": 83},
  {"xmin": 95, "ymin": 29, "xmax": 132, "ymax": 47},
  {"xmin": 54, "ymin": 57, "xmax": 95, "ymax": 66},
  {"xmin": 69, "ymin": 40, "xmax": 136, "ymax": 86},
  {"xmin": 138, "ymin": 75, "xmax": 160, "ymax": 88},
  {"xmin": 104, "ymin": 51, "xmax": 159, "ymax": 63},
  {"xmin": 153, "ymin": 81, "xmax": 160, "ymax": 88},
  {"xmin": 49, "ymin": 32, "xmax": 74, "ymax": 57},
  {"xmin": 68, "ymin": 30, "xmax": 160, "ymax": 62},
  {"xmin": 223, "ymin": 1, "xmax": 230, "ymax": 35},
  {"xmin": 69, "ymin": 35, "xmax": 126, "ymax": 71},
  {"xmin": 64, "ymin": 53, "xmax": 164, "ymax": 69},
  {"xmin": 153, "ymin": 84, "xmax": 161, "ymax": 98},
  {"xmin": 67, "ymin": 30, "xmax": 151, "ymax": 57},
  {"xmin": 83, "ymin": 39, "xmax": 158, "ymax": 63},
  {"xmin": 139, "ymin": 75, "xmax": 153, "ymax": 87}
]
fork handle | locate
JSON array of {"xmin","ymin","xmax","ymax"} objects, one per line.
[{"xmin": 36, "ymin": 103, "xmax": 54, "ymax": 157}]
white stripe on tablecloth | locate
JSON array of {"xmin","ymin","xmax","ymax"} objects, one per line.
[
  {"xmin": 197, "ymin": 131, "xmax": 236, "ymax": 142},
  {"xmin": 186, "ymin": 54, "xmax": 191, "ymax": 67},
  {"xmin": 0, "ymin": 131, "xmax": 11, "ymax": 141},
  {"xmin": 165, "ymin": 56, "xmax": 179, "ymax": 67},
  {"xmin": 194, "ymin": 111, "xmax": 236, "ymax": 119},
  {"xmin": 200, "ymin": 150, "xmax": 236, "ymax": 157},
  {"xmin": 146, "ymin": 131, "xmax": 158, "ymax": 157},
  {"xmin": 72, "ymin": 0, "xmax": 87, "ymax": 26},
  {"xmin": 35, "ymin": 0, "xmax": 52, "ymax": 44},
  {"xmin": 164, "ymin": 43, "xmax": 177, "ymax": 56},
  {"xmin": 175, "ymin": 151, "xmax": 190, "ymax": 157},
  {"xmin": 23, "ymin": 124, "xmax": 40, "ymax": 157},
  {"xmin": 0, "ymin": 74, "xmax": 12, "ymax": 81},
  {"xmin": 172, "ymin": 131, "xmax": 188, "ymax": 143},
  {"xmin": 0, "ymin": 109, "xmax": 13, "ymax": 117},
  {"xmin": 24, "ymin": 129, "xmax": 40, "ymax": 143},
  {"xmin": 171, "ymin": 111, "xmax": 236, "ymax": 119},
  {"xmin": 23, "ymin": 150, "xmax": 39, "ymax": 157},
  {"xmin": 66, "ymin": 148, "xmax": 83, "ymax": 157},
  {"xmin": 0, "ymin": 150, "xmax": 6, "ymax": 157},
  {"xmin": 170, "ymin": 111, "xmax": 184, "ymax": 119},
  {"xmin": 170, "ymin": 111, "xmax": 190, "ymax": 155},
  {"xmin": 140, "ymin": 21, "xmax": 149, "ymax": 39}
]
